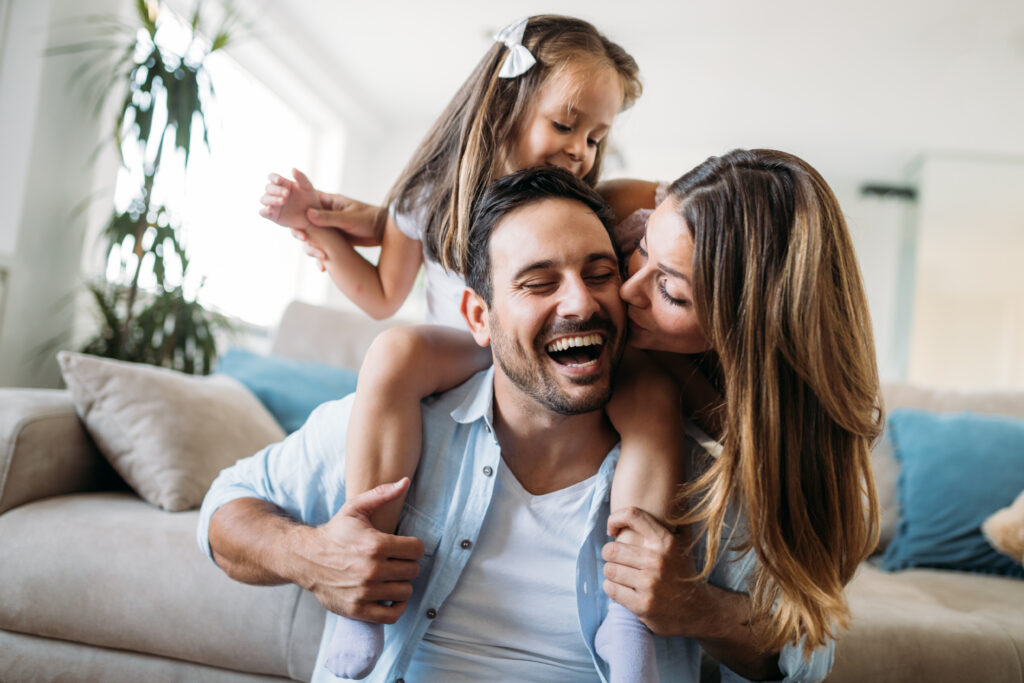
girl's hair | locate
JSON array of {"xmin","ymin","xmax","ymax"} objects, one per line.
[
  {"xmin": 385, "ymin": 15, "xmax": 641, "ymax": 274},
  {"xmin": 670, "ymin": 149, "xmax": 882, "ymax": 656}
]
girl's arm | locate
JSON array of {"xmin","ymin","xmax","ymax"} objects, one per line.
[
  {"xmin": 345, "ymin": 325, "xmax": 492, "ymax": 533},
  {"xmin": 605, "ymin": 348, "xmax": 687, "ymax": 536},
  {"xmin": 304, "ymin": 216, "xmax": 424, "ymax": 320}
]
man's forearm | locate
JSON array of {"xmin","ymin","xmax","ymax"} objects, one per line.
[
  {"xmin": 695, "ymin": 583, "xmax": 782, "ymax": 681},
  {"xmin": 209, "ymin": 497, "xmax": 313, "ymax": 588}
]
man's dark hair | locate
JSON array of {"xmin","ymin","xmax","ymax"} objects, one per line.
[{"xmin": 465, "ymin": 166, "xmax": 620, "ymax": 305}]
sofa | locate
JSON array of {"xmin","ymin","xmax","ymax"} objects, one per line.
[{"xmin": 1, "ymin": 300, "xmax": 1022, "ymax": 682}]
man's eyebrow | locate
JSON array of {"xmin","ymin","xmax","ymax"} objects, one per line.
[{"xmin": 512, "ymin": 252, "xmax": 618, "ymax": 280}]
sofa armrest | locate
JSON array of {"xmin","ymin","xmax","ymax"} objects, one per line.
[{"xmin": 0, "ymin": 388, "xmax": 120, "ymax": 514}]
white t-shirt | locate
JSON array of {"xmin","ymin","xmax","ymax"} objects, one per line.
[
  {"xmin": 403, "ymin": 459, "xmax": 600, "ymax": 682},
  {"xmin": 392, "ymin": 201, "xmax": 469, "ymax": 331}
]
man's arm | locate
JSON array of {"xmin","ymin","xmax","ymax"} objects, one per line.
[
  {"xmin": 602, "ymin": 507, "xmax": 784, "ymax": 681},
  {"xmin": 209, "ymin": 480, "xmax": 425, "ymax": 623}
]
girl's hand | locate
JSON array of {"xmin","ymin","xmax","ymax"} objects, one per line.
[
  {"xmin": 259, "ymin": 169, "xmax": 320, "ymax": 229},
  {"xmin": 308, "ymin": 191, "xmax": 386, "ymax": 247},
  {"xmin": 602, "ymin": 506, "xmax": 707, "ymax": 637},
  {"xmin": 291, "ymin": 228, "xmax": 328, "ymax": 272}
]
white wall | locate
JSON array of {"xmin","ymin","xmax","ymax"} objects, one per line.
[{"xmin": 0, "ymin": 0, "xmax": 125, "ymax": 388}]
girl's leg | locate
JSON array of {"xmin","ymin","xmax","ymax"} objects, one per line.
[
  {"xmin": 325, "ymin": 325, "xmax": 489, "ymax": 679},
  {"xmin": 597, "ymin": 351, "xmax": 686, "ymax": 683}
]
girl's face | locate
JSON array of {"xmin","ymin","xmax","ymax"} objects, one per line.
[
  {"xmin": 619, "ymin": 197, "xmax": 712, "ymax": 354},
  {"xmin": 506, "ymin": 63, "xmax": 623, "ymax": 179}
]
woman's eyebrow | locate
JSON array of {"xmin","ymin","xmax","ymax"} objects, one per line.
[{"xmin": 658, "ymin": 262, "xmax": 690, "ymax": 283}]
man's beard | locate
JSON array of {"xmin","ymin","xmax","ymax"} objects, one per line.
[{"xmin": 489, "ymin": 312, "xmax": 623, "ymax": 415}]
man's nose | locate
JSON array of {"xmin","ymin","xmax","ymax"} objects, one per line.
[{"xmin": 558, "ymin": 276, "xmax": 601, "ymax": 319}]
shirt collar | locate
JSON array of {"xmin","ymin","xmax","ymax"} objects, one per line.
[{"xmin": 450, "ymin": 366, "xmax": 496, "ymax": 432}]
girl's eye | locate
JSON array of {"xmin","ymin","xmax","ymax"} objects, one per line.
[{"xmin": 658, "ymin": 279, "xmax": 688, "ymax": 307}]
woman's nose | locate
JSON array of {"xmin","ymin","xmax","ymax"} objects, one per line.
[{"xmin": 619, "ymin": 269, "xmax": 646, "ymax": 307}]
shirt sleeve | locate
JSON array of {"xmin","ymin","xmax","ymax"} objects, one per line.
[
  {"xmin": 390, "ymin": 201, "xmax": 428, "ymax": 241},
  {"xmin": 196, "ymin": 396, "xmax": 355, "ymax": 563}
]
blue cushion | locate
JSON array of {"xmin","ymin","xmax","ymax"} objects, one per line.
[
  {"xmin": 881, "ymin": 409, "xmax": 1024, "ymax": 577},
  {"xmin": 216, "ymin": 348, "xmax": 358, "ymax": 433}
]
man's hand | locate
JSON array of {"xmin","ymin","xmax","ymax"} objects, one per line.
[
  {"xmin": 298, "ymin": 478, "xmax": 425, "ymax": 624},
  {"xmin": 601, "ymin": 506, "xmax": 705, "ymax": 637}
]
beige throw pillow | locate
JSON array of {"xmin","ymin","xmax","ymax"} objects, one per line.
[{"xmin": 58, "ymin": 351, "xmax": 285, "ymax": 512}]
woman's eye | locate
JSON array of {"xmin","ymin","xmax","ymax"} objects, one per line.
[
  {"xmin": 552, "ymin": 121, "xmax": 571, "ymax": 133},
  {"xmin": 587, "ymin": 138, "xmax": 599, "ymax": 148},
  {"xmin": 658, "ymin": 280, "xmax": 688, "ymax": 307},
  {"xmin": 634, "ymin": 238, "xmax": 648, "ymax": 259}
]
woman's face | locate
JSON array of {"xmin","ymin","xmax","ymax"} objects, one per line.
[{"xmin": 619, "ymin": 197, "xmax": 711, "ymax": 354}]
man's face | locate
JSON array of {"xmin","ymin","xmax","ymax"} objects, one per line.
[{"xmin": 475, "ymin": 197, "xmax": 626, "ymax": 415}]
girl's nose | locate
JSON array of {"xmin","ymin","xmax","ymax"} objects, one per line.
[{"xmin": 565, "ymin": 133, "xmax": 587, "ymax": 160}]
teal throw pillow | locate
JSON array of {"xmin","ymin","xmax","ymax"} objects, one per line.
[
  {"xmin": 881, "ymin": 408, "xmax": 1024, "ymax": 577},
  {"xmin": 216, "ymin": 348, "xmax": 358, "ymax": 433}
]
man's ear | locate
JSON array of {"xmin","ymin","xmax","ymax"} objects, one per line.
[{"xmin": 461, "ymin": 288, "xmax": 491, "ymax": 348}]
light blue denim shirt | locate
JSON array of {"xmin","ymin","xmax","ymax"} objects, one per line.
[{"xmin": 198, "ymin": 368, "xmax": 833, "ymax": 683}]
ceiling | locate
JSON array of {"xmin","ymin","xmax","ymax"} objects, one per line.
[{"xmin": 257, "ymin": 0, "xmax": 1024, "ymax": 191}]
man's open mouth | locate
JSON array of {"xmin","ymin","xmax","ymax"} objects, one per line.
[{"xmin": 544, "ymin": 333, "xmax": 605, "ymax": 368}]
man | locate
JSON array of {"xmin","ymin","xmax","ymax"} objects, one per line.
[{"xmin": 198, "ymin": 168, "xmax": 827, "ymax": 682}]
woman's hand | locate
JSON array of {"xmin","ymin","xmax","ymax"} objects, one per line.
[{"xmin": 602, "ymin": 506, "xmax": 708, "ymax": 637}]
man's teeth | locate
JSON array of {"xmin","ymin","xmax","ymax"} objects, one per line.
[{"xmin": 545, "ymin": 333, "xmax": 603, "ymax": 353}]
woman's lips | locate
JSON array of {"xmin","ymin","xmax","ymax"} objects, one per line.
[{"xmin": 627, "ymin": 316, "xmax": 648, "ymax": 333}]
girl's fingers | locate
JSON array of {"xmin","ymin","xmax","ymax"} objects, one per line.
[{"xmin": 293, "ymin": 167, "xmax": 314, "ymax": 190}]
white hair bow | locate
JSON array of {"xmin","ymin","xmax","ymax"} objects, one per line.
[{"xmin": 494, "ymin": 17, "xmax": 536, "ymax": 79}]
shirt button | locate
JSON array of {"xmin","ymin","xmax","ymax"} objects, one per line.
[
  {"xmin": 426, "ymin": 608, "xmax": 437, "ymax": 619},
  {"xmin": 482, "ymin": 466, "xmax": 493, "ymax": 477},
  {"xmin": 484, "ymin": 423, "xmax": 491, "ymax": 433},
  {"xmin": 396, "ymin": 679, "xmax": 404, "ymax": 683},
  {"xmin": 460, "ymin": 539, "xmax": 472, "ymax": 549}
]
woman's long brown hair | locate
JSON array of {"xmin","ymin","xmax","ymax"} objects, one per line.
[
  {"xmin": 384, "ymin": 15, "xmax": 641, "ymax": 275},
  {"xmin": 672, "ymin": 149, "xmax": 882, "ymax": 655}
]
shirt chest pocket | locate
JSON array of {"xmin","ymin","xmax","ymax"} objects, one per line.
[{"xmin": 396, "ymin": 503, "xmax": 443, "ymax": 561}]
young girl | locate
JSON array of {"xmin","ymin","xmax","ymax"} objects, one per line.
[{"xmin": 261, "ymin": 16, "xmax": 673, "ymax": 682}]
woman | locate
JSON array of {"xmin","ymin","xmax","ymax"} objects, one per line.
[{"xmin": 602, "ymin": 148, "xmax": 882, "ymax": 680}]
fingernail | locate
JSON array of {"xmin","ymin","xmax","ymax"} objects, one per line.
[{"xmin": 308, "ymin": 209, "xmax": 319, "ymax": 218}]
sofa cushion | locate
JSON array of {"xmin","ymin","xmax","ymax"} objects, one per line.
[
  {"xmin": 881, "ymin": 409, "xmax": 1024, "ymax": 577},
  {"xmin": 830, "ymin": 563, "xmax": 1024, "ymax": 682},
  {"xmin": 216, "ymin": 348, "xmax": 358, "ymax": 433},
  {"xmin": 0, "ymin": 493, "xmax": 323, "ymax": 680},
  {"xmin": 57, "ymin": 352, "xmax": 285, "ymax": 512}
]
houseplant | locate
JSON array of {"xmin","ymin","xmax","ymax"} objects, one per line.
[{"xmin": 57, "ymin": 0, "xmax": 238, "ymax": 374}]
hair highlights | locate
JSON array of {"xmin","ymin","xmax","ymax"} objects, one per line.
[
  {"xmin": 386, "ymin": 15, "xmax": 641, "ymax": 275},
  {"xmin": 670, "ymin": 149, "xmax": 882, "ymax": 655}
]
